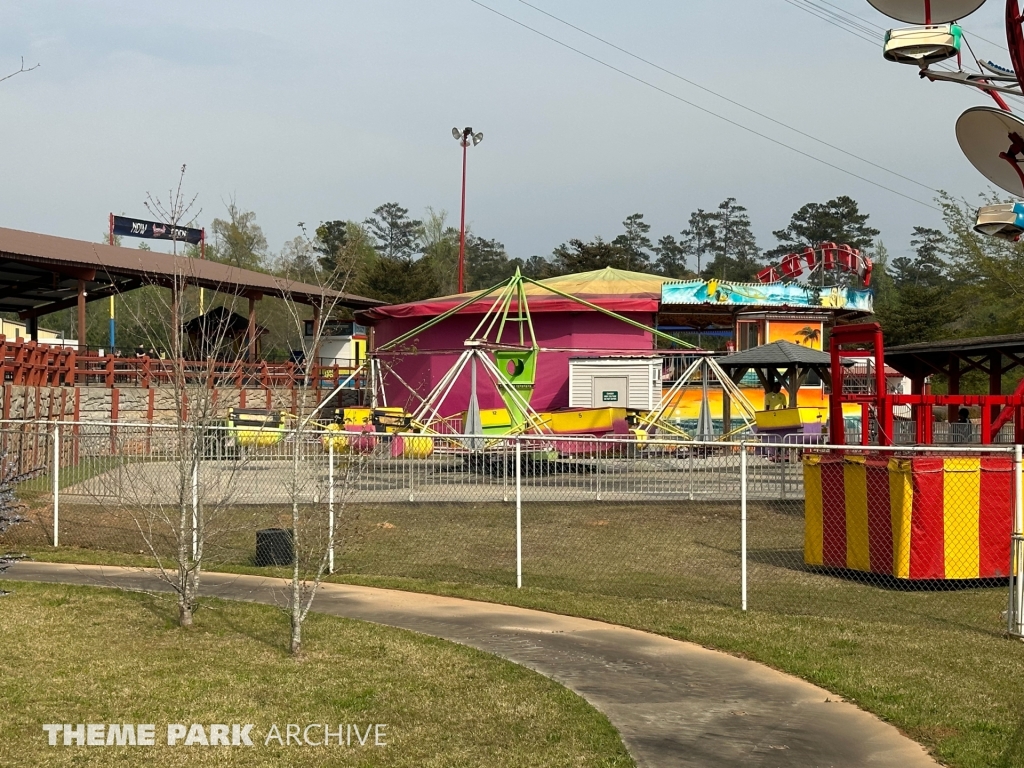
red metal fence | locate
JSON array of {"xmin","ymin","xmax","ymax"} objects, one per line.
[{"xmin": 0, "ymin": 335, "xmax": 361, "ymax": 393}]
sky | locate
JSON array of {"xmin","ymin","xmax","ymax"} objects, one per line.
[{"xmin": 0, "ymin": 0, "xmax": 1015, "ymax": 263}]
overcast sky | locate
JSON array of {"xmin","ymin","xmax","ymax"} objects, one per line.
[{"xmin": 0, "ymin": 0, "xmax": 1014, "ymax": 262}]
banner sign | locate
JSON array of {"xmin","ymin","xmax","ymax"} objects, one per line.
[
  {"xmin": 661, "ymin": 279, "xmax": 874, "ymax": 313},
  {"xmin": 112, "ymin": 215, "xmax": 203, "ymax": 244}
]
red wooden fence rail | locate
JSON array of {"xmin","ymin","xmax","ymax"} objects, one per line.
[{"xmin": 0, "ymin": 336, "xmax": 362, "ymax": 396}]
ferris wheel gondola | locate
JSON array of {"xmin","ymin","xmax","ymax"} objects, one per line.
[
  {"xmin": 974, "ymin": 202, "xmax": 1024, "ymax": 239},
  {"xmin": 883, "ymin": 24, "xmax": 962, "ymax": 65},
  {"xmin": 955, "ymin": 106, "xmax": 1024, "ymax": 196}
]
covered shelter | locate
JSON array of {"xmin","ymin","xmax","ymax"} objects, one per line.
[
  {"xmin": 884, "ymin": 333, "xmax": 1024, "ymax": 424},
  {"xmin": 717, "ymin": 340, "xmax": 832, "ymax": 434},
  {"xmin": 718, "ymin": 340, "xmax": 833, "ymax": 405},
  {"xmin": 0, "ymin": 226, "xmax": 380, "ymax": 358},
  {"xmin": 182, "ymin": 307, "xmax": 268, "ymax": 361}
]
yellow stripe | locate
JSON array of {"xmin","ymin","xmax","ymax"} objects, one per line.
[
  {"xmin": 888, "ymin": 458, "xmax": 913, "ymax": 579},
  {"xmin": 803, "ymin": 454, "xmax": 824, "ymax": 566},
  {"xmin": 943, "ymin": 458, "xmax": 981, "ymax": 579},
  {"xmin": 844, "ymin": 455, "xmax": 870, "ymax": 572}
]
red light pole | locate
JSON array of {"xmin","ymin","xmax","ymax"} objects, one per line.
[{"xmin": 453, "ymin": 126, "xmax": 483, "ymax": 293}]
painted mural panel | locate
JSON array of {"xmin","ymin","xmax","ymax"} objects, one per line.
[
  {"xmin": 662, "ymin": 280, "xmax": 873, "ymax": 312},
  {"xmin": 767, "ymin": 320, "xmax": 824, "ymax": 350}
]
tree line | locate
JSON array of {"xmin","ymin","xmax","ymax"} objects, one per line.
[
  {"xmin": 262, "ymin": 194, "xmax": 883, "ymax": 302},
  {"xmin": 17, "ymin": 190, "xmax": 1022, "ymax": 364}
]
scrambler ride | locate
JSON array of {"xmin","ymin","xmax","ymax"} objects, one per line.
[{"xmin": 225, "ymin": 270, "xmax": 761, "ymax": 461}]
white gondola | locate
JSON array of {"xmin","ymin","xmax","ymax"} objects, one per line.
[
  {"xmin": 883, "ymin": 24, "xmax": 961, "ymax": 65},
  {"xmin": 974, "ymin": 202, "xmax": 1024, "ymax": 241}
]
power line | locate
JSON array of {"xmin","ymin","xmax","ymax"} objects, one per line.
[
  {"xmin": 781, "ymin": 0, "xmax": 882, "ymax": 44},
  {"xmin": 515, "ymin": 0, "xmax": 938, "ymax": 195},
  {"xmin": 467, "ymin": 0, "xmax": 938, "ymax": 210},
  {"xmin": 814, "ymin": 0, "xmax": 886, "ymax": 29}
]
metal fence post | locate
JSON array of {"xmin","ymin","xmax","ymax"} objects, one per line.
[
  {"xmin": 52, "ymin": 421, "xmax": 60, "ymax": 548},
  {"xmin": 502, "ymin": 437, "xmax": 509, "ymax": 503},
  {"xmin": 515, "ymin": 437, "xmax": 522, "ymax": 589},
  {"xmin": 780, "ymin": 443, "xmax": 787, "ymax": 500},
  {"xmin": 191, "ymin": 442, "xmax": 199, "ymax": 562},
  {"xmin": 1011, "ymin": 445, "xmax": 1023, "ymax": 636},
  {"xmin": 328, "ymin": 440, "xmax": 335, "ymax": 575},
  {"xmin": 740, "ymin": 440, "xmax": 748, "ymax": 612},
  {"xmin": 688, "ymin": 447, "xmax": 694, "ymax": 501}
]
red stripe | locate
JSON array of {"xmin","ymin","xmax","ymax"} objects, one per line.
[
  {"xmin": 979, "ymin": 457, "xmax": 1013, "ymax": 578},
  {"xmin": 909, "ymin": 457, "xmax": 945, "ymax": 579},
  {"xmin": 820, "ymin": 456, "xmax": 847, "ymax": 568},
  {"xmin": 865, "ymin": 457, "xmax": 894, "ymax": 575}
]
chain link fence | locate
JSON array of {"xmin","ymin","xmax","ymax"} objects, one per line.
[{"xmin": 1, "ymin": 420, "xmax": 1021, "ymax": 636}]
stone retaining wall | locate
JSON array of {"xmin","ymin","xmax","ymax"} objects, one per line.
[{"xmin": 2, "ymin": 384, "xmax": 323, "ymax": 423}]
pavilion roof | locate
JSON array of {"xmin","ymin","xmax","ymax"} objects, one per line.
[{"xmin": 0, "ymin": 226, "xmax": 381, "ymax": 318}]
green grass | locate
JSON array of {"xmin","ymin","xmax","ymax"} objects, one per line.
[
  {"xmin": 0, "ymin": 580, "xmax": 632, "ymax": 767},
  {"xmin": 9, "ymin": 499, "xmax": 1024, "ymax": 767},
  {"xmin": 18, "ymin": 456, "xmax": 125, "ymax": 498}
]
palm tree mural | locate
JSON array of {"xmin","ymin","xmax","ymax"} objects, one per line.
[{"xmin": 796, "ymin": 326, "xmax": 821, "ymax": 348}]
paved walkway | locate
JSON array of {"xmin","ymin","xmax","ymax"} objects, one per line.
[{"xmin": 5, "ymin": 562, "xmax": 937, "ymax": 768}]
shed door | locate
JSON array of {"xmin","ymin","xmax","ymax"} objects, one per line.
[{"xmin": 593, "ymin": 376, "xmax": 628, "ymax": 408}]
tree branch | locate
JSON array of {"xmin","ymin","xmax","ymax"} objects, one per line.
[{"xmin": 0, "ymin": 57, "xmax": 40, "ymax": 85}]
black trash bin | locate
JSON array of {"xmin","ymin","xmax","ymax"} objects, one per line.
[{"xmin": 255, "ymin": 528, "xmax": 294, "ymax": 566}]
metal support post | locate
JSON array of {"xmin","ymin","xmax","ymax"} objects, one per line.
[
  {"xmin": 191, "ymin": 452, "xmax": 199, "ymax": 561},
  {"xmin": 1011, "ymin": 445, "xmax": 1023, "ymax": 636},
  {"xmin": 516, "ymin": 438, "xmax": 522, "ymax": 589},
  {"xmin": 740, "ymin": 441, "xmax": 748, "ymax": 612},
  {"xmin": 52, "ymin": 422, "xmax": 60, "ymax": 547},
  {"xmin": 688, "ymin": 448, "xmax": 694, "ymax": 501},
  {"xmin": 328, "ymin": 440, "xmax": 335, "ymax": 575}
]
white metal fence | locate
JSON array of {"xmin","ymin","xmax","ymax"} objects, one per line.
[{"xmin": 1, "ymin": 420, "xmax": 1021, "ymax": 638}]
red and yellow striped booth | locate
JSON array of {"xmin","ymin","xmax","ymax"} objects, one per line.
[{"xmin": 803, "ymin": 453, "xmax": 1013, "ymax": 580}]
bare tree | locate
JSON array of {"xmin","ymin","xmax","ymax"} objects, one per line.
[
  {"xmin": 275, "ymin": 224, "xmax": 364, "ymax": 655},
  {"xmin": 99, "ymin": 278, "xmax": 253, "ymax": 627},
  {"xmin": 0, "ymin": 446, "xmax": 42, "ymax": 591},
  {"xmin": 67, "ymin": 176, "xmax": 268, "ymax": 628},
  {"xmin": 144, "ymin": 164, "xmax": 202, "ymax": 257}
]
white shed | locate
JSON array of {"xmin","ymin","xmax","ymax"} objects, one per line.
[{"xmin": 568, "ymin": 356, "xmax": 663, "ymax": 410}]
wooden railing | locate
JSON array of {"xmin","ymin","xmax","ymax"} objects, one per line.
[
  {"xmin": 0, "ymin": 336, "xmax": 76, "ymax": 387},
  {"xmin": 1, "ymin": 336, "xmax": 363, "ymax": 393}
]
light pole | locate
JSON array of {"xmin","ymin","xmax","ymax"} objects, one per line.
[{"xmin": 453, "ymin": 126, "xmax": 483, "ymax": 293}]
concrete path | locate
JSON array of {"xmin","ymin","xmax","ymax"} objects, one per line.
[{"xmin": 5, "ymin": 561, "xmax": 936, "ymax": 768}]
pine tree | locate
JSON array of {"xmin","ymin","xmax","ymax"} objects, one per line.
[{"xmin": 611, "ymin": 213, "xmax": 653, "ymax": 272}]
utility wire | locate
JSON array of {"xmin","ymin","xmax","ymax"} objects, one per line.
[
  {"xmin": 467, "ymin": 0, "xmax": 938, "ymax": 210},
  {"xmin": 782, "ymin": 0, "xmax": 882, "ymax": 44},
  {"xmin": 515, "ymin": 0, "xmax": 938, "ymax": 195},
  {"xmin": 815, "ymin": 0, "xmax": 886, "ymax": 28}
]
